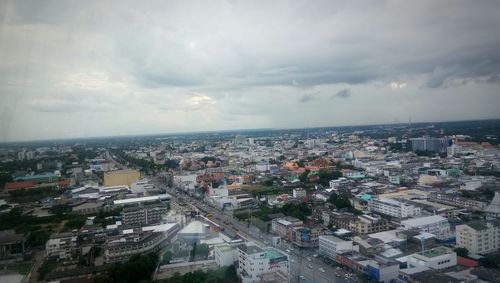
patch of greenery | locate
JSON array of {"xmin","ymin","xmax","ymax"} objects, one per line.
[{"xmin": 158, "ymin": 265, "xmax": 239, "ymax": 283}]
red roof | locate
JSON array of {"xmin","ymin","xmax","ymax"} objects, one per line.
[
  {"xmin": 4, "ymin": 181, "xmax": 36, "ymax": 190},
  {"xmin": 58, "ymin": 179, "xmax": 71, "ymax": 188},
  {"xmin": 457, "ymin": 256, "xmax": 478, "ymax": 267}
]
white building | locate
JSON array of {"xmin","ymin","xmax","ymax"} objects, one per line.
[
  {"xmin": 368, "ymin": 198, "xmax": 421, "ymax": 218},
  {"xmin": 400, "ymin": 215, "xmax": 451, "ymax": 240},
  {"xmin": 214, "ymin": 243, "xmax": 238, "ymax": 267},
  {"xmin": 237, "ymin": 243, "xmax": 289, "ymax": 283},
  {"xmin": 293, "ymin": 188, "xmax": 306, "ymax": 199},
  {"xmin": 318, "ymin": 235, "xmax": 353, "ymax": 260},
  {"xmin": 45, "ymin": 233, "xmax": 77, "ymax": 259},
  {"xmin": 456, "ymin": 221, "xmax": 500, "ymax": 254},
  {"xmin": 407, "ymin": 246, "xmax": 457, "ymax": 270}
]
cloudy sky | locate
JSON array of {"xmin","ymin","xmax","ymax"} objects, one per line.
[{"xmin": 1, "ymin": 0, "xmax": 500, "ymax": 141}]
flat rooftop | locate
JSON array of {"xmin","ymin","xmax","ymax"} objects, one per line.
[{"xmin": 418, "ymin": 246, "xmax": 452, "ymax": 258}]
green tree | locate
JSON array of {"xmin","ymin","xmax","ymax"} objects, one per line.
[{"xmin": 454, "ymin": 247, "xmax": 469, "ymax": 257}]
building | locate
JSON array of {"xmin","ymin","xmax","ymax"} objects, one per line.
[
  {"xmin": 368, "ymin": 197, "xmax": 421, "ymax": 218},
  {"xmin": 46, "ymin": 233, "xmax": 77, "ymax": 260},
  {"xmin": 428, "ymin": 192, "xmax": 487, "ymax": 209},
  {"xmin": 409, "ymin": 137, "xmax": 449, "ymax": 153},
  {"xmin": 237, "ymin": 243, "xmax": 289, "ymax": 283},
  {"xmin": 484, "ymin": 192, "xmax": 500, "ymax": 219},
  {"xmin": 104, "ymin": 169, "xmax": 140, "ymax": 187},
  {"xmin": 319, "ymin": 235, "xmax": 353, "ymax": 261},
  {"xmin": 359, "ymin": 258, "xmax": 400, "ymax": 283},
  {"xmin": 290, "ymin": 226, "xmax": 320, "ymax": 248},
  {"xmin": 113, "ymin": 194, "xmax": 171, "ymax": 207},
  {"xmin": 407, "ymin": 246, "xmax": 457, "ymax": 270},
  {"xmin": 456, "ymin": 221, "xmax": 500, "ymax": 254},
  {"xmin": 0, "ymin": 230, "xmax": 26, "ymax": 261},
  {"xmin": 351, "ymin": 214, "xmax": 391, "ymax": 235},
  {"xmin": 122, "ymin": 204, "xmax": 169, "ymax": 226},
  {"xmin": 293, "ymin": 188, "xmax": 306, "ymax": 199},
  {"xmin": 214, "ymin": 243, "xmax": 238, "ymax": 267},
  {"xmin": 104, "ymin": 223, "xmax": 179, "ymax": 263},
  {"xmin": 400, "ymin": 215, "xmax": 451, "ymax": 240},
  {"xmin": 271, "ymin": 217, "xmax": 303, "ymax": 241}
]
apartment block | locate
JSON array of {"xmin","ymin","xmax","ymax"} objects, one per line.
[{"xmin": 456, "ymin": 220, "xmax": 500, "ymax": 254}]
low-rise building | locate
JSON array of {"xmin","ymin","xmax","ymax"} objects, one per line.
[
  {"xmin": 400, "ymin": 215, "xmax": 451, "ymax": 240},
  {"xmin": 318, "ymin": 235, "xmax": 353, "ymax": 261},
  {"xmin": 290, "ymin": 226, "xmax": 321, "ymax": 248},
  {"xmin": 0, "ymin": 230, "xmax": 27, "ymax": 261},
  {"xmin": 293, "ymin": 188, "xmax": 307, "ymax": 199},
  {"xmin": 46, "ymin": 233, "xmax": 77, "ymax": 260},
  {"xmin": 407, "ymin": 246, "xmax": 457, "ymax": 270},
  {"xmin": 104, "ymin": 223, "xmax": 179, "ymax": 263},
  {"xmin": 214, "ymin": 243, "xmax": 238, "ymax": 267},
  {"xmin": 122, "ymin": 204, "xmax": 168, "ymax": 226},
  {"xmin": 271, "ymin": 217, "xmax": 303, "ymax": 241},
  {"xmin": 428, "ymin": 192, "xmax": 487, "ymax": 209},
  {"xmin": 368, "ymin": 197, "xmax": 421, "ymax": 218},
  {"xmin": 456, "ymin": 220, "xmax": 500, "ymax": 254}
]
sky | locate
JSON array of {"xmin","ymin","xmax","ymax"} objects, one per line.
[{"xmin": 1, "ymin": 0, "xmax": 500, "ymax": 142}]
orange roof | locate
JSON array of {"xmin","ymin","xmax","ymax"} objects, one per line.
[{"xmin": 4, "ymin": 181, "xmax": 36, "ymax": 190}]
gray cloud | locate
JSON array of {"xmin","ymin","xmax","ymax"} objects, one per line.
[
  {"xmin": 1, "ymin": 0, "xmax": 500, "ymax": 141},
  {"xmin": 334, "ymin": 88, "xmax": 351, "ymax": 98}
]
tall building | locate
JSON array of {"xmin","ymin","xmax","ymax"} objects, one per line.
[
  {"xmin": 368, "ymin": 197, "xmax": 421, "ymax": 218},
  {"xmin": 409, "ymin": 136, "xmax": 449, "ymax": 153},
  {"xmin": 456, "ymin": 221, "xmax": 500, "ymax": 254},
  {"xmin": 104, "ymin": 169, "xmax": 140, "ymax": 187},
  {"xmin": 237, "ymin": 243, "xmax": 289, "ymax": 283}
]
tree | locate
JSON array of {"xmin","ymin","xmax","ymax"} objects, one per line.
[
  {"xmin": 328, "ymin": 193, "xmax": 353, "ymax": 210},
  {"xmin": 299, "ymin": 169, "xmax": 310, "ymax": 183},
  {"xmin": 454, "ymin": 247, "xmax": 469, "ymax": 257}
]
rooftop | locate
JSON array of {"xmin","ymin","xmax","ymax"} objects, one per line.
[{"xmin": 417, "ymin": 246, "xmax": 453, "ymax": 258}]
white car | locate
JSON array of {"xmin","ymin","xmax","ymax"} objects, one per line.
[
  {"xmin": 291, "ymin": 259, "xmax": 295, "ymax": 263},
  {"xmin": 286, "ymin": 249, "xmax": 291, "ymax": 253},
  {"xmin": 318, "ymin": 268, "xmax": 325, "ymax": 273},
  {"xmin": 306, "ymin": 257, "xmax": 312, "ymax": 262},
  {"xmin": 308, "ymin": 264, "xmax": 313, "ymax": 269}
]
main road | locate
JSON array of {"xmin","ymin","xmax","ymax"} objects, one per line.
[{"xmin": 152, "ymin": 177, "xmax": 355, "ymax": 283}]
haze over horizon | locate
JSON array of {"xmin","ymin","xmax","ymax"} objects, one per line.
[{"xmin": 1, "ymin": 0, "xmax": 500, "ymax": 142}]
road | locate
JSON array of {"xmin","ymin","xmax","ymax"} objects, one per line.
[{"xmin": 152, "ymin": 177, "xmax": 357, "ymax": 283}]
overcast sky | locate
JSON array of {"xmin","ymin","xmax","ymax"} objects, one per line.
[{"xmin": 1, "ymin": 0, "xmax": 500, "ymax": 141}]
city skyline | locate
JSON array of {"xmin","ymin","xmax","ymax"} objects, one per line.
[{"xmin": 1, "ymin": 0, "xmax": 500, "ymax": 142}]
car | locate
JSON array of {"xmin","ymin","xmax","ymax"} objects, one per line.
[
  {"xmin": 286, "ymin": 249, "xmax": 291, "ymax": 253},
  {"xmin": 291, "ymin": 259, "xmax": 295, "ymax": 263},
  {"xmin": 306, "ymin": 257, "xmax": 312, "ymax": 262},
  {"xmin": 313, "ymin": 254, "xmax": 318, "ymax": 258},
  {"xmin": 289, "ymin": 248, "xmax": 294, "ymax": 251},
  {"xmin": 299, "ymin": 275, "xmax": 305, "ymax": 280},
  {"xmin": 308, "ymin": 264, "xmax": 313, "ymax": 269},
  {"xmin": 318, "ymin": 268, "xmax": 325, "ymax": 273},
  {"xmin": 335, "ymin": 273, "xmax": 341, "ymax": 277}
]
